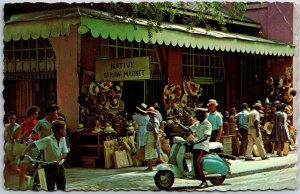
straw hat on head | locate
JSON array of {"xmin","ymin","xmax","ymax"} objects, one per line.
[
  {"xmin": 146, "ymin": 106, "xmax": 157, "ymax": 115},
  {"xmin": 207, "ymin": 99, "xmax": 218, "ymax": 107},
  {"xmin": 136, "ymin": 103, "xmax": 147, "ymax": 114}
]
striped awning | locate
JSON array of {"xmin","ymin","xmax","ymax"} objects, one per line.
[{"xmin": 4, "ymin": 7, "xmax": 295, "ymax": 57}]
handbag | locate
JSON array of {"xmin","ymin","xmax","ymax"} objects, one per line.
[
  {"xmin": 12, "ymin": 143, "xmax": 27, "ymax": 156},
  {"xmin": 104, "ymin": 139, "xmax": 118, "ymax": 168},
  {"xmin": 120, "ymin": 137, "xmax": 132, "ymax": 152},
  {"xmin": 126, "ymin": 150, "xmax": 133, "ymax": 167},
  {"xmin": 136, "ymin": 146, "xmax": 145, "ymax": 161},
  {"xmin": 38, "ymin": 168, "xmax": 48, "ymax": 190},
  {"xmin": 113, "ymin": 147, "xmax": 129, "ymax": 169}
]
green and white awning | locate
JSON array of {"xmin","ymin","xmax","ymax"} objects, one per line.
[{"xmin": 4, "ymin": 7, "xmax": 295, "ymax": 56}]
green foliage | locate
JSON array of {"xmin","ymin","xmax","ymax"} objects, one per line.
[{"xmin": 104, "ymin": 1, "xmax": 246, "ymax": 39}]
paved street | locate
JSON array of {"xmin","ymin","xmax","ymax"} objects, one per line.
[
  {"xmin": 65, "ymin": 151, "xmax": 298, "ymax": 191},
  {"xmin": 4, "ymin": 151, "xmax": 297, "ymax": 191},
  {"xmin": 66, "ymin": 166, "xmax": 297, "ymax": 191}
]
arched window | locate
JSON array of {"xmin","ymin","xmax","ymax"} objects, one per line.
[{"xmin": 4, "ymin": 39, "xmax": 56, "ymax": 79}]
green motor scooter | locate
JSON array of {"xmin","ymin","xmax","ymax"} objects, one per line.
[{"xmin": 154, "ymin": 136, "xmax": 236, "ymax": 190}]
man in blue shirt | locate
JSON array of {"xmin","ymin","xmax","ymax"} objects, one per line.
[
  {"xmin": 236, "ymin": 103, "xmax": 249, "ymax": 158},
  {"xmin": 207, "ymin": 99, "xmax": 223, "ymax": 142}
]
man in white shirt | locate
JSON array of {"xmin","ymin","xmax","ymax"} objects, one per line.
[
  {"xmin": 21, "ymin": 120, "xmax": 69, "ymax": 191},
  {"xmin": 175, "ymin": 108, "xmax": 212, "ymax": 189},
  {"xmin": 245, "ymin": 103, "xmax": 269, "ymax": 161}
]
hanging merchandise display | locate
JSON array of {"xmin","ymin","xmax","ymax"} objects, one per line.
[
  {"xmin": 77, "ymin": 80, "xmax": 132, "ymax": 133},
  {"xmin": 163, "ymin": 80, "xmax": 202, "ymax": 128}
]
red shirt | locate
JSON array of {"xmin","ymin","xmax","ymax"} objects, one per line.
[{"xmin": 20, "ymin": 119, "xmax": 39, "ymax": 140}]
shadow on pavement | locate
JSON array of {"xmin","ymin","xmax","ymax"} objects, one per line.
[{"xmin": 170, "ymin": 186, "xmax": 200, "ymax": 191}]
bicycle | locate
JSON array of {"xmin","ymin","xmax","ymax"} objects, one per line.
[{"xmin": 20, "ymin": 154, "xmax": 57, "ymax": 190}]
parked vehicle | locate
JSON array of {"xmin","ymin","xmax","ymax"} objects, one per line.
[{"xmin": 154, "ymin": 136, "xmax": 236, "ymax": 190}]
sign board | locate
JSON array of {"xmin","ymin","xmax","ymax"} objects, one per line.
[{"xmin": 95, "ymin": 57, "xmax": 150, "ymax": 81}]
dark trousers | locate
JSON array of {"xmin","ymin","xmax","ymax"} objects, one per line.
[
  {"xmin": 192, "ymin": 149, "xmax": 207, "ymax": 182},
  {"xmin": 239, "ymin": 128, "xmax": 248, "ymax": 156},
  {"xmin": 210, "ymin": 130, "xmax": 219, "ymax": 142},
  {"xmin": 44, "ymin": 164, "xmax": 66, "ymax": 191}
]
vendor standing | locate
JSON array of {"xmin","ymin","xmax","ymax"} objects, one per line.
[{"xmin": 207, "ymin": 99, "xmax": 223, "ymax": 142}]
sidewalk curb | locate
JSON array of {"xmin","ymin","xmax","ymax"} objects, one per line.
[{"xmin": 229, "ymin": 163, "xmax": 297, "ymax": 178}]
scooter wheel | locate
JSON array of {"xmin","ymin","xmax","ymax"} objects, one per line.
[
  {"xmin": 154, "ymin": 170, "xmax": 174, "ymax": 190},
  {"xmin": 209, "ymin": 175, "xmax": 226, "ymax": 186}
]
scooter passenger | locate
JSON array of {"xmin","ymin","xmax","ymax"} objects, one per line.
[{"xmin": 173, "ymin": 108, "xmax": 212, "ymax": 189}]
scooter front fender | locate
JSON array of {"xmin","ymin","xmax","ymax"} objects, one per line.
[{"xmin": 156, "ymin": 163, "xmax": 183, "ymax": 178}]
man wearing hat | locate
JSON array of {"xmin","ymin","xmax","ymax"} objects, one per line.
[
  {"xmin": 244, "ymin": 103, "xmax": 269, "ymax": 161},
  {"xmin": 207, "ymin": 99, "xmax": 223, "ymax": 142},
  {"xmin": 174, "ymin": 108, "xmax": 212, "ymax": 188},
  {"xmin": 236, "ymin": 103, "xmax": 250, "ymax": 158}
]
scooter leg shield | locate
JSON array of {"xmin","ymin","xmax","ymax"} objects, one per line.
[{"xmin": 176, "ymin": 145, "xmax": 186, "ymax": 176}]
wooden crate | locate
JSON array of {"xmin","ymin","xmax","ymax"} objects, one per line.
[
  {"xmin": 221, "ymin": 135, "xmax": 234, "ymax": 155},
  {"xmin": 81, "ymin": 157, "xmax": 96, "ymax": 168}
]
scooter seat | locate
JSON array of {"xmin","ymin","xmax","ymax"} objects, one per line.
[{"xmin": 209, "ymin": 142, "xmax": 223, "ymax": 151}]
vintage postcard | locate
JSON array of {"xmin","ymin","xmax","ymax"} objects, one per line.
[{"xmin": 1, "ymin": 0, "xmax": 298, "ymax": 192}]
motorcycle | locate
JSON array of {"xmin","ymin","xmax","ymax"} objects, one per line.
[{"xmin": 154, "ymin": 136, "xmax": 236, "ymax": 190}]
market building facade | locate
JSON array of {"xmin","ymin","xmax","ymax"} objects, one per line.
[{"xmin": 3, "ymin": 2, "xmax": 297, "ymax": 167}]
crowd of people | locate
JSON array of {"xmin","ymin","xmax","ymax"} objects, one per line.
[
  {"xmin": 3, "ymin": 104, "xmax": 69, "ymax": 191},
  {"xmin": 226, "ymin": 101, "xmax": 296, "ymax": 160}
]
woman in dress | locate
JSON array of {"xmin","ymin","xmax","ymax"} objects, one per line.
[
  {"xmin": 270, "ymin": 104, "xmax": 289, "ymax": 156},
  {"xmin": 144, "ymin": 107, "xmax": 159, "ymax": 171},
  {"xmin": 14, "ymin": 106, "xmax": 40, "ymax": 189},
  {"xmin": 132, "ymin": 103, "xmax": 150, "ymax": 153}
]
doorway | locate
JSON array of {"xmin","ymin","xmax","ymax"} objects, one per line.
[{"xmin": 121, "ymin": 81, "xmax": 145, "ymax": 117}]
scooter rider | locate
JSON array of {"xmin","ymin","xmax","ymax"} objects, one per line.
[{"xmin": 173, "ymin": 108, "xmax": 212, "ymax": 189}]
